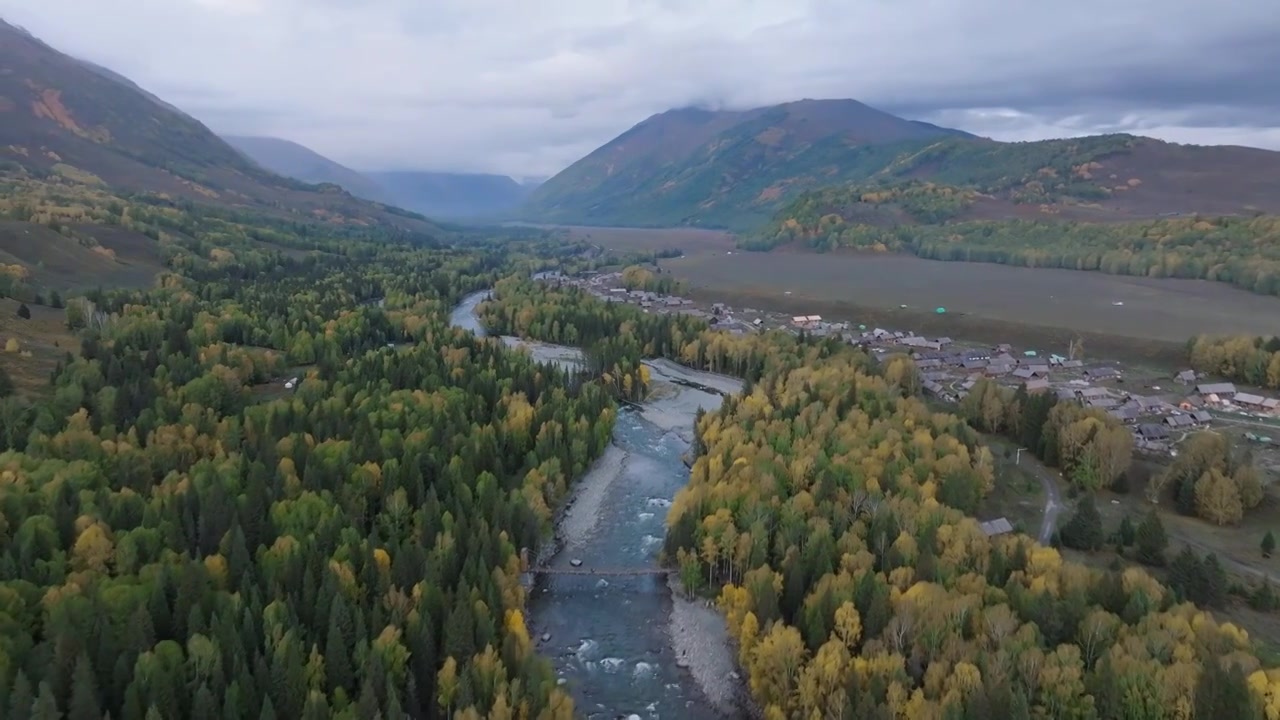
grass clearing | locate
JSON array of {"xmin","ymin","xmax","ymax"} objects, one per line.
[
  {"xmin": 0, "ymin": 298, "xmax": 78, "ymax": 398},
  {"xmin": 0, "ymin": 221, "xmax": 165, "ymax": 292},
  {"xmin": 978, "ymin": 457, "xmax": 1045, "ymax": 537}
]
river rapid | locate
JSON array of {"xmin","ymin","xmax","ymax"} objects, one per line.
[{"xmin": 449, "ymin": 292, "xmax": 748, "ymax": 719}]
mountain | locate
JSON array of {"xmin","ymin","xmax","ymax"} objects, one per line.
[
  {"xmin": 520, "ymin": 98, "xmax": 980, "ymax": 229},
  {"xmin": 521, "ymin": 98, "xmax": 1280, "ymax": 231},
  {"xmin": 0, "ymin": 19, "xmax": 435, "ymax": 234},
  {"xmin": 367, "ymin": 171, "xmax": 533, "ymax": 220},
  {"xmin": 224, "ymin": 135, "xmax": 393, "ymax": 204}
]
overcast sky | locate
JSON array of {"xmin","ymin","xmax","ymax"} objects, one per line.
[{"xmin": 4, "ymin": 0, "xmax": 1279, "ymax": 177}]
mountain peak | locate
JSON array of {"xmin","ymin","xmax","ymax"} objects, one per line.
[{"xmin": 522, "ymin": 97, "xmax": 972, "ymax": 228}]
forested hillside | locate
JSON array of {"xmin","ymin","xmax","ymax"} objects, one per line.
[
  {"xmin": 752, "ymin": 183, "xmax": 1280, "ymax": 297},
  {"xmin": 0, "ymin": 21, "xmax": 435, "ymax": 234},
  {"xmin": 523, "ymin": 95, "xmax": 1280, "ymax": 232},
  {"xmin": 479, "ymin": 280, "xmax": 1280, "ymax": 719},
  {"xmin": 0, "ymin": 182, "xmax": 617, "ymax": 718}
]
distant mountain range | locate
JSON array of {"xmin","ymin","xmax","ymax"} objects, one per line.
[
  {"xmin": 224, "ymin": 136, "xmax": 536, "ymax": 220},
  {"xmin": 519, "ymin": 98, "xmax": 1280, "ymax": 231},
  {"xmin": 365, "ymin": 170, "xmax": 535, "ymax": 220},
  {"xmin": 223, "ymin": 135, "xmax": 395, "ymax": 204},
  {"xmin": 0, "ymin": 19, "xmax": 439, "ymax": 234}
]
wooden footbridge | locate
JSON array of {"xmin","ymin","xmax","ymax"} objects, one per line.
[
  {"xmin": 519, "ymin": 548, "xmax": 673, "ymax": 578},
  {"xmin": 527, "ymin": 567, "xmax": 673, "ymax": 577}
]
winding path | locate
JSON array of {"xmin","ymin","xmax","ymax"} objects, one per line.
[{"xmin": 1018, "ymin": 452, "xmax": 1065, "ymax": 545}]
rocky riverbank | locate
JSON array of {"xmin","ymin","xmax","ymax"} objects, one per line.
[
  {"xmin": 667, "ymin": 577, "xmax": 757, "ymax": 718},
  {"xmin": 452, "ymin": 293, "xmax": 754, "ymax": 717}
]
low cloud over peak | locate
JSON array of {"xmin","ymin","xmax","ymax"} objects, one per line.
[{"xmin": 5, "ymin": 0, "xmax": 1278, "ymax": 176}]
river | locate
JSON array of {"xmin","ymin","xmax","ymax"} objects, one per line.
[{"xmin": 450, "ymin": 291, "xmax": 748, "ymax": 719}]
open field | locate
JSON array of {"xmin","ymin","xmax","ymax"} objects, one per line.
[
  {"xmin": 665, "ymin": 252, "xmax": 1280, "ymax": 343},
  {"xmin": 0, "ymin": 298, "xmax": 78, "ymax": 397},
  {"xmin": 548, "ymin": 224, "xmax": 738, "ymax": 254},
  {"xmin": 564, "ymin": 224, "xmax": 1280, "ymax": 366}
]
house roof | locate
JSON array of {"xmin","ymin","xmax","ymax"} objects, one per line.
[
  {"xmin": 980, "ymin": 518, "xmax": 1014, "ymax": 536},
  {"xmin": 1139, "ymin": 423, "xmax": 1170, "ymax": 439},
  {"xmin": 1197, "ymin": 382, "xmax": 1237, "ymax": 395},
  {"xmin": 1235, "ymin": 393, "xmax": 1267, "ymax": 406}
]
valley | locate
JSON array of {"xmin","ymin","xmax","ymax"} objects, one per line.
[{"xmin": 5, "ymin": 13, "xmax": 1280, "ymax": 720}]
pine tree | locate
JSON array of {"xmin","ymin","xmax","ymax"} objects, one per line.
[
  {"xmin": 1263, "ymin": 530, "xmax": 1276, "ymax": 558},
  {"xmin": 324, "ymin": 599, "xmax": 354, "ymax": 693},
  {"xmin": 30, "ymin": 682, "xmax": 60, "ymax": 720},
  {"xmin": 1135, "ymin": 510, "xmax": 1168, "ymax": 566},
  {"xmin": 1117, "ymin": 515, "xmax": 1136, "ymax": 547},
  {"xmin": 190, "ymin": 684, "xmax": 218, "ymax": 720},
  {"xmin": 1061, "ymin": 494, "xmax": 1104, "ymax": 551},
  {"xmin": 1203, "ymin": 554, "xmax": 1228, "ymax": 609},
  {"xmin": 7, "ymin": 670, "xmax": 34, "ymax": 720},
  {"xmin": 16, "ymin": 303, "xmax": 30, "ymax": 319},
  {"xmin": 68, "ymin": 652, "xmax": 101, "ymax": 720}
]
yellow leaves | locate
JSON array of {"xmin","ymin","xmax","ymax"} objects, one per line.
[
  {"xmin": 1026, "ymin": 545, "xmax": 1062, "ymax": 579},
  {"xmin": 1121, "ymin": 567, "xmax": 1165, "ymax": 606},
  {"xmin": 71, "ymin": 522, "xmax": 113, "ymax": 574},
  {"xmin": 505, "ymin": 608, "xmax": 531, "ymax": 649},
  {"xmin": 373, "ymin": 548, "xmax": 391, "ymax": 574},
  {"xmin": 1249, "ymin": 669, "xmax": 1280, "ymax": 720},
  {"xmin": 747, "ymin": 622, "xmax": 807, "ymax": 713},
  {"xmin": 204, "ymin": 554, "xmax": 229, "ymax": 589},
  {"xmin": 1195, "ymin": 468, "xmax": 1243, "ymax": 526},
  {"xmin": 437, "ymin": 656, "xmax": 459, "ymax": 712},
  {"xmin": 834, "ymin": 601, "xmax": 862, "ymax": 650}
]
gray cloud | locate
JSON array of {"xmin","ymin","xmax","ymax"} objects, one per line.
[{"xmin": 2, "ymin": 0, "xmax": 1278, "ymax": 176}]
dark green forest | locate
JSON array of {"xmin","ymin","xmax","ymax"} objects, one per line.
[{"xmin": 0, "ymin": 214, "xmax": 606, "ymax": 719}]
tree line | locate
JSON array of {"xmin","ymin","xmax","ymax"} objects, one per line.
[
  {"xmin": 1188, "ymin": 335, "xmax": 1280, "ymax": 390},
  {"xmin": 748, "ymin": 199, "xmax": 1280, "ymax": 297}
]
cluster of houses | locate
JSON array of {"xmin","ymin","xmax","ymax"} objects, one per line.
[
  {"xmin": 604, "ymin": 287, "xmax": 694, "ymax": 309},
  {"xmin": 1186, "ymin": 380, "xmax": 1280, "ymax": 414}
]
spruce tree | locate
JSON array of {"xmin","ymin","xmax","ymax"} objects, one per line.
[
  {"xmin": 30, "ymin": 682, "xmax": 59, "ymax": 720},
  {"xmin": 7, "ymin": 670, "xmax": 34, "ymax": 720},
  {"xmin": 1262, "ymin": 530, "xmax": 1276, "ymax": 558},
  {"xmin": 1061, "ymin": 494, "xmax": 1104, "ymax": 551},
  {"xmin": 68, "ymin": 652, "xmax": 102, "ymax": 720},
  {"xmin": 1135, "ymin": 510, "xmax": 1168, "ymax": 566}
]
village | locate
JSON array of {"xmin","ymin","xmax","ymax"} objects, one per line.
[{"xmin": 540, "ymin": 269, "xmax": 1280, "ymax": 469}]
